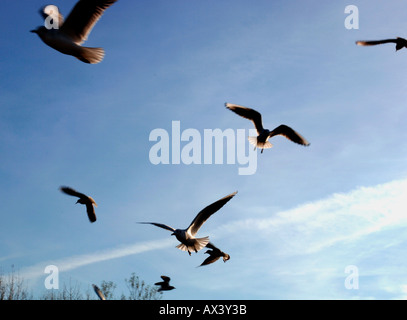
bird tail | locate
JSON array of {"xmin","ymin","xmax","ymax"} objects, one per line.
[
  {"xmin": 248, "ymin": 136, "xmax": 272, "ymax": 149},
  {"xmin": 176, "ymin": 237, "xmax": 210, "ymax": 253},
  {"xmin": 77, "ymin": 47, "xmax": 105, "ymax": 64}
]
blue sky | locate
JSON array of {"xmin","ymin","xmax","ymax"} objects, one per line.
[{"xmin": 1, "ymin": 0, "xmax": 407, "ymax": 300}]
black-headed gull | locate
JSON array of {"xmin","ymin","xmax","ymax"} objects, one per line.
[
  {"xmin": 60, "ymin": 186, "xmax": 97, "ymax": 223},
  {"xmin": 154, "ymin": 276, "xmax": 175, "ymax": 292},
  {"xmin": 31, "ymin": 0, "xmax": 117, "ymax": 64},
  {"xmin": 139, "ymin": 191, "xmax": 237, "ymax": 255},
  {"xmin": 226, "ymin": 103, "xmax": 310, "ymax": 153},
  {"xmin": 199, "ymin": 242, "xmax": 230, "ymax": 267}
]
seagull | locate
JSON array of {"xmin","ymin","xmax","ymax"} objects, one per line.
[
  {"xmin": 31, "ymin": 0, "xmax": 118, "ymax": 64},
  {"xmin": 154, "ymin": 276, "xmax": 175, "ymax": 292},
  {"xmin": 226, "ymin": 103, "xmax": 310, "ymax": 153},
  {"xmin": 92, "ymin": 284, "xmax": 106, "ymax": 300},
  {"xmin": 139, "ymin": 191, "xmax": 237, "ymax": 255},
  {"xmin": 198, "ymin": 242, "xmax": 230, "ymax": 267},
  {"xmin": 60, "ymin": 186, "xmax": 97, "ymax": 223},
  {"xmin": 356, "ymin": 37, "xmax": 407, "ymax": 51}
]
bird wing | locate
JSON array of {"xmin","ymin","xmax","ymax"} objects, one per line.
[
  {"xmin": 356, "ymin": 39, "xmax": 398, "ymax": 46},
  {"xmin": 92, "ymin": 284, "xmax": 106, "ymax": 300},
  {"xmin": 205, "ymin": 242, "xmax": 219, "ymax": 251},
  {"xmin": 199, "ymin": 253, "xmax": 221, "ymax": 267},
  {"xmin": 138, "ymin": 222, "xmax": 175, "ymax": 232},
  {"xmin": 40, "ymin": 5, "xmax": 65, "ymax": 27},
  {"xmin": 86, "ymin": 202, "xmax": 97, "ymax": 223},
  {"xmin": 60, "ymin": 0, "xmax": 117, "ymax": 45},
  {"xmin": 187, "ymin": 191, "xmax": 237, "ymax": 236},
  {"xmin": 60, "ymin": 186, "xmax": 87, "ymax": 199},
  {"xmin": 268, "ymin": 125, "xmax": 310, "ymax": 146},
  {"xmin": 88, "ymin": 196, "xmax": 98, "ymax": 207},
  {"xmin": 225, "ymin": 103, "xmax": 264, "ymax": 134}
]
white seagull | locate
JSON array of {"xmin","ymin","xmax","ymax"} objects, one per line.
[
  {"xmin": 139, "ymin": 191, "xmax": 237, "ymax": 255},
  {"xmin": 31, "ymin": 0, "xmax": 117, "ymax": 64},
  {"xmin": 226, "ymin": 103, "xmax": 310, "ymax": 153}
]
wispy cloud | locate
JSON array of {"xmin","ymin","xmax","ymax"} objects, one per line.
[
  {"xmin": 19, "ymin": 238, "xmax": 174, "ymax": 281},
  {"xmin": 218, "ymin": 178, "xmax": 407, "ymax": 256}
]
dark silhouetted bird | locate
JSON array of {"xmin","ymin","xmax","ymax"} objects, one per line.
[
  {"xmin": 155, "ymin": 276, "xmax": 175, "ymax": 292},
  {"xmin": 226, "ymin": 103, "xmax": 310, "ymax": 153},
  {"xmin": 356, "ymin": 37, "xmax": 407, "ymax": 51},
  {"xmin": 139, "ymin": 191, "xmax": 237, "ymax": 255},
  {"xmin": 198, "ymin": 242, "xmax": 230, "ymax": 267},
  {"xmin": 92, "ymin": 284, "xmax": 106, "ymax": 300},
  {"xmin": 60, "ymin": 186, "xmax": 97, "ymax": 223},
  {"xmin": 31, "ymin": 0, "xmax": 117, "ymax": 64}
]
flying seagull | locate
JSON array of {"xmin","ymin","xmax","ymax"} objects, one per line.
[
  {"xmin": 198, "ymin": 242, "xmax": 230, "ymax": 267},
  {"xmin": 226, "ymin": 103, "xmax": 310, "ymax": 153},
  {"xmin": 31, "ymin": 0, "xmax": 118, "ymax": 64},
  {"xmin": 92, "ymin": 284, "xmax": 106, "ymax": 300},
  {"xmin": 155, "ymin": 276, "xmax": 175, "ymax": 292},
  {"xmin": 139, "ymin": 191, "xmax": 237, "ymax": 255},
  {"xmin": 60, "ymin": 186, "xmax": 97, "ymax": 223},
  {"xmin": 356, "ymin": 37, "xmax": 407, "ymax": 51}
]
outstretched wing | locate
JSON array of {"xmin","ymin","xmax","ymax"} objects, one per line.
[
  {"xmin": 187, "ymin": 191, "xmax": 237, "ymax": 236},
  {"xmin": 225, "ymin": 103, "xmax": 264, "ymax": 134},
  {"xmin": 356, "ymin": 39, "xmax": 398, "ymax": 46},
  {"xmin": 199, "ymin": 252, "xmax": 221, "ymax": 267},
  {"xmin": 60, "ymin": 0, "xmax": 117, "ymax": 44},
  {"xmin": 138, "ymin": 222, "xmax": 175, "ymax": 232},
  {"xmin": 60, "ymin": 186, "xmax": 87, "ymax": 199},
  {"xmin": 86, "ymin": 202, "xmax": 97, "ymax": 223},
  {"xmin": 268, "ymin": 125, "xmax": 310, "ymax": 146},
  {"xmin": 205, "ymin": 242, "xmax": 219, "ymax": 251},
  {"xmin": 92, "ymin": 284, "xmax": 106, "ymax": 300}
]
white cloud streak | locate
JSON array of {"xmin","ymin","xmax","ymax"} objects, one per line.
[
  {"xmin": 19, "ymin": 238, "xmax": 174, "ymax": 281},
  {"xmin": 219, "ymin": 177, "xmax": 407, "ymax": 256}
]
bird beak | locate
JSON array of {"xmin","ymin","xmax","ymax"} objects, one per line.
[{"xmin": 30, "ymin": 29, "xmax": 37, "ymax": 33}]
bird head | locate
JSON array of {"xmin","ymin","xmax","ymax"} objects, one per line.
[
  {"xmin": 30, "ymin": 26, "xmax": 47, "ymax": 36},
  {"xmin": 223, "ymin": 254, "xmax": 230, "ymax": 262}
]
